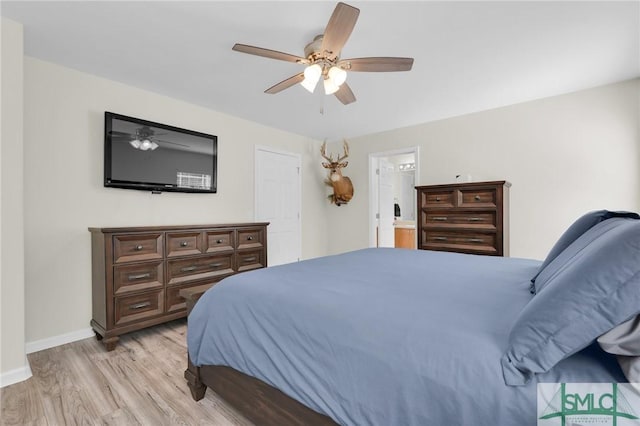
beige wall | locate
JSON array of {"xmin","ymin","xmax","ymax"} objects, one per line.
[
  {"xmin": 327, "ymin": 79, "xmax": 640, "ymax": 259},
  {"xmin": 22, "ymin": 57, "xmax": 329, "ymax": 343},
  {"xmin": 1, "ymin": 18, "xmax": 29, "ymax": 382},
  {"xmin": 4, "ymin": 33, "xmax": 639, "ymax": 375}
]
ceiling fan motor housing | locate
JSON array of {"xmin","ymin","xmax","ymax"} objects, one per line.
[{"xmin": 304, "ymin": 35, "xmax": 342, "ymax": 72}]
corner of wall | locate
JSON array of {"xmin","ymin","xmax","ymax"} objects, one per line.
[
  {"xmin": 0, "ymin": 358, "xmax": 32, "ymax": 388},
  {"xmin": 1, "ymin": 17, "xmax": 28, "ymax": 383}
]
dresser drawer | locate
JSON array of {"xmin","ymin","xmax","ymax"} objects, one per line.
[
  {"xmin": 237, "ymin": 249, "xmax": 266, "ymax": 272},
  {"xmin": 114, "ymin": 290, "xmax": 164, "ymax": 326},
  {"xmin": 237, "ymin": 228, "xmax": 265, "ymax": 250},
  {"xmin": 165, "ymin": 279, "xmax": 225, "ymax": 313},
  {"xmin": 421, "ymin": 230, "xmax": 497, "ymax": 254},
  {"xmin": 167, "ymin": 253, "xmax": 234, "ymax": 286},
  {"xmin": 113, "ymin": 233, "xmax": 163, "ymax": 263},
  {"xmin": 113, "ymin": 261, "xmax": 164, "ymax": 295},
  {"xmin": 459, "ymin": 188, "xmax": 497, "ymax": 208},
  {"xmin": 204, "ymin": 229, "xmax": 235, "ymax": 253},
  {"xmin": 421, "ymin": 190, "xmax": 454, "ymax": 209},
  {"xmin": 166, "ymin": 231, "xmax": 203, "ymax": 257},
  {"xmin": 423, "ymin": 212, "xmax": 497, "ymax": 229}
]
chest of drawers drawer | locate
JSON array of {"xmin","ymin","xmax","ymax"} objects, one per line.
[
  {"xmin": 167, "ymin": 252, "xmax": 235, "ymax": 286},
  {"xmin": 166, "ymin": 231, "xmax": 203, "ymax": 257},
  {"xmin": 421, "ymin": 190, "xmax": 455, "ymax": 209},
  {"xmin": 205, "ymin": 229, "xmax": 235, "ymax": 253},
  {"xmin": 113, "ymin": 261, "xmax": 164, "ymax": 295},
  {"xmin": 114, "ymin": 289, "xmax": 164, "ymax": 326},
  {"xmin": 421, "ymin": 230, "xmax": 497, "ymax": 255},
  {"xmin": 237, "ymin": 227, "xmax": 265, "ymax": 250},
  {"xmin": 113, "ymin": 233, "xmax": 163, "ymax": 263},
  {"xmin": 237, "ymin": 249, "xmax": 266, "ymax": 272},
  {"xmin": 423, "ymin": 211, "xmax": 497, "ymax": 229},
  {"xmin": 459, "ymin": 188, "xmax": 497, "ymax": 208},
  {"xmin": 165, "ymin": 278, "xmax": 227, "ymax": 313}
]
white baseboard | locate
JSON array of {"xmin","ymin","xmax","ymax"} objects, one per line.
[
  {"xmin": 0, "ymin": 328, "xmax": 94, "ymax": 387},
  {"xmin": 0, "ymin": 361, "xmax": 32, "ymax": 388},
  {"xmin": 26, "ymin": 327, "xmax": 94, "ymax": 354}
]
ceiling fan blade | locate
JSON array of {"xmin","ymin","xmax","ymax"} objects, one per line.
[
  {"xmin": 265, "ymin": 73, "xmax": 305, "ymax": 94},
  {"xmin": 156, "ymin": 139, "xmax": 189, "ymax": 148},
  {"xmin": 334, "ymin": 82, "xmax": 356, "ymax": 105},
  {"xmin": 338, "ymin": 57, "xmax": 414, "ymax": 72},
  {"xmin": 321, "ymin": 2, "xmax": 360, "ymax": 60},
  {"xmin": 232, "ymin": 44, "xmax": 307, "ymax": 64},
  {"xmin": 110, "ymin": 130, "xmax": 133, "ymax": 137}
]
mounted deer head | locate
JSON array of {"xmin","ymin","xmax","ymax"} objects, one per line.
[{"xmin": 320, "ymin": 140, "xmax": 354, "ymax": 206}]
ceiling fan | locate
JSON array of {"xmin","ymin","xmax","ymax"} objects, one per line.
[
  {"xmin": 232, "ymin": 2, "xmax": 414, "ymax": 105},
  {"xmin": 110, "ymin": 127, "xmax": 188, "ymax": 151}
]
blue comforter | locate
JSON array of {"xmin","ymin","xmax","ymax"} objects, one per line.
[{"xmin": 187, "ymin": 248, "xmax": 624, "ymax": 425}]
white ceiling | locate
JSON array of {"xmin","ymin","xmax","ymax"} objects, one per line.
[{"xmin": 2, "ymin": 1, "xmax": 639, "ymax": 140}]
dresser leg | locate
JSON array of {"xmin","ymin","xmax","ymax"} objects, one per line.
[
  {"xmin": 103, "ymin": 336, "xmax": 119, "ymax": 351},
  {"xmin": 94, "ymin": 331, "xmax": 103, "ymax": 341}
]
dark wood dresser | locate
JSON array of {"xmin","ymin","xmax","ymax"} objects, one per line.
[
  {"xmin": 416, "ymin": 181, "xmax": 510, "ymax": 256},
  {"xmin": 89, "ymin": 222, "xmax": 268, "ymax": 350}
]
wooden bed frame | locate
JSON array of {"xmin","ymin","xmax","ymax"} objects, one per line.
[{"xmin": 181, "ymin": 287, "xmax": 337, "ymax": 426}]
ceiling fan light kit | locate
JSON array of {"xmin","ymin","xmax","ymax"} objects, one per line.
[
  {"xmin": 323, "ymin": 76, "xmax": 340, "ymax": 95},
  {"xmin": 129, "ymin": 138, "xmax": 158, "ymax": 151},
  {"xmin": 232, "ymin": 2, "xmax": 414, "ymax": 105},
  {"xmin": 328, "ymin": 66, "xmax": 347, "ymax": 87},
  {"xmin": 301, "ymin": 63, "xmax": 322, "ymax": 93}
]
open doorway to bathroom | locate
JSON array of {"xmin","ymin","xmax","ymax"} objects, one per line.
[{"xmin": 368, "ymin": 147, "xmax": 420, "ymax": 249}]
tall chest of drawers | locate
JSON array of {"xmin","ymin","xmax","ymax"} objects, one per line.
[
  {"xmin": 89, "ymin": 222, "xmax": 268, "ymax": 350},
  {"xmin": 416, "ymin": 181, "xmax": 510, "ymax": 256}
]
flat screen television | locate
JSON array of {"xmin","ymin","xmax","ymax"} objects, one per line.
[{"xmin": 104, "ymin": 112, "xmax": 217, "ymax": 193}]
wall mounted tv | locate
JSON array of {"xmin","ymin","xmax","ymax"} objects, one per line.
[{"xmin": 104, "ymin": 112, "xmax": 217, "ymax": 193}]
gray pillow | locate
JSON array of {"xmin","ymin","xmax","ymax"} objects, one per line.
[
  {"xmin": 502, "ymin": 218, "xmax": 640, "ymax": 386},
  {"xmin": 597, "ymin": 315, "xmax": 640, "ymax": 382},
  {"xmin": 533, "ymin": 218, "xmax": 632, "ymax": 294},
  {"xmin": 530, "ymin": 210, "xmax": 640, "ymax": 294}
]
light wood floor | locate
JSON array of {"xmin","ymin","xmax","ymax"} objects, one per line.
[{"xmin": 0, "ymin": 320, "xmax": 253, "ymax": 425}]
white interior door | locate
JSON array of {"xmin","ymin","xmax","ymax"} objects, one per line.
[
  {"xmin": 255, "ymin": 148, "xmax": 301, "ymax": 266},
  {"xmin": 378, "ymin": 158, "xmax": 395, "ymax": 247}
]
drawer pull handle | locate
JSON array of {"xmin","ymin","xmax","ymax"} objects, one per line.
[
  {"xmin": 474, "ymin": 195, "xmax": 481, "ymax": 201},
  {"xmin": 216, "ymin": 239, "xmax": 224, "ymax": 244},
  {"xmin": 210, "ymin": 262, "xmax": 223, "ymax": 268},
  {"xmin": 468, "ymin": 217, "xmax": 482, "ymax": 222},
  {"xmin": 433, "ymin": 217, "xmax": 447, "ymax": 222},
  {"xmin": 247, "ymin": 236, "xmax": 254, "ymax": 241},
  {"xmin": 243, "ymin": 256, "xmax": 257, "ymax": 262},
  {"xmin": 180, "ymin": 241, "xmax": 188, "ymax": 247},
  {"xmin": 130, "ymin": 302, "xmax": 151, "ymax": 310},
  {"xmin": 128, "ymin": 273, "xmax": 151, "ymax": 281},
  {"xmin": 435, "ymin": 197, "xmax": 441, "ymax": 202},
  {"xmin": 468, "ymin": 238, "xmax": 484, "ymax": 243},
  {"xmin": 135, "ymin": 245, "xmax": 143, "ymax": 251},
  {"xmin": 181, "ymin": 266, "xmax": 198, "ymax": 272},
  {"xmin": 434, "ymin": 236, "xmax": 448, "ymax": 241}
]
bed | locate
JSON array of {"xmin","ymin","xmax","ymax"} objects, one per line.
[{"xmin": 185, "ymin": 211, "xmax": 640, "ymax": 425}]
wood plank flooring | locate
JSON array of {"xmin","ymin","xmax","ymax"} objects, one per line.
[{"xmin": 0, "ymin": 320, "xmax": 253, "ymax": 425}]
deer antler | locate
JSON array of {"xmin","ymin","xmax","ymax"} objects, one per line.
[
  {"xmin": 336, "ymin": 140, "xmax": 349, "ymax": 162},
  {"xmin": 320, "ymin": 141, "xmax": 334, "ymax": 163}
]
